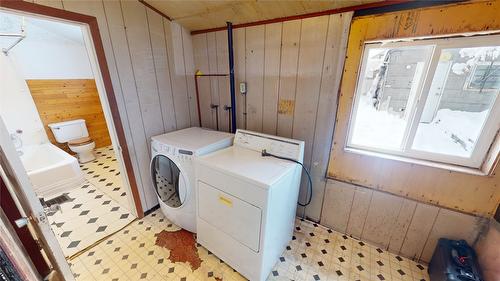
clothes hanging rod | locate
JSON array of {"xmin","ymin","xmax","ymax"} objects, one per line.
[
  {"xmin": 2, "ymin": 17, "xmax": 26, "ymax": 55},
  {"xmin": 2, "ymin": 34, "xmax": 25, "ymax": 54},
  {"xmin": 0, "ymin": 33, "xmax": 24, "ymax": 37}
]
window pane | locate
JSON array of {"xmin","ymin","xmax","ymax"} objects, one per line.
[
  {"xmin": 350, "ymin": 46, "xmax": 432, "ymax": 150},
  {"xmin": 468, "ymin": 63, "xmax": 500, "ymax": 90},
  {"xmin": 413, "ymin": 47, "xmax": 500, "ymax": 157}
]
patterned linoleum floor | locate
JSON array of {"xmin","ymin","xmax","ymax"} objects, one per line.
[
  {"xmin": 46, "ymin": 146, "xmax": 134, "ymax": 258},
  {"xmin": 70, "ymin": 209, "xmax": 430, "ymax": 281},
  {"xmin": 82, "ymin": 146, "xmax": 130, "ymax": 209}
]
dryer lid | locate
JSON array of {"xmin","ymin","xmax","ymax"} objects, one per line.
[{"xmin": 197, "ymin": 146, "xmax": 296, "ymax": 187}]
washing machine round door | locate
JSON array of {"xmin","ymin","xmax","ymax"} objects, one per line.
[{"xmin": 151, "ymin": 155, "xmax": 187, "ymax": 208}]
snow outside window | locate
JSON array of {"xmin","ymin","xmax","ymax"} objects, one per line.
[{"xmin": 347, "ymin": 36, "xmax": 500, "ymax": 172}]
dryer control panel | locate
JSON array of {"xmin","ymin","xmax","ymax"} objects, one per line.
[{"xmin": 234, "ymin": 130, "xmax": 304, "ymax": 162}]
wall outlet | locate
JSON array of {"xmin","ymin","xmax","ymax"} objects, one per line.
[{"xmin": 239, "ymin": 82, "xmax": 246, "ymax": 94}]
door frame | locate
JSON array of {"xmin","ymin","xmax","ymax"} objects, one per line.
[
  {"xmin": 0, "ymin": 0, "xmax": 144, "ymax": 218},
  {"xmin": 0, "ymin": 116, "xmax": 75, "ymax": 280},
  {"xmin": 0, "ymin": 175, "xmax": 50, "ymax": 278}
]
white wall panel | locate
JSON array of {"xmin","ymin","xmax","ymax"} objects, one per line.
[
  {"xmin": 276, "ymin": 20, "xmax": 301, "ymax": 138},
  {"xmin": 321, "ymin": 180, "xmax": 355, "ymax": 233},
  {"xmin": 121, "ymin": 0, "xmax": 165, "ymax": 143},
  {"xmin": 400, "ymin": 203, "xmax": 439, "ymax": 260},
  {"xmin": 164, "ymin": 21, "xmax": 192, "ymax": 130},
  {"xmin": 146, "ymin": 9, "xmax": 177, "ymax": 133},
  {"xmin": 206, "ymin": 32, "xmax": 220, "ymax": 130},
  {"xmin": 101, "ymin": 0, "xmax": 153, "ymax": 211},
  {"xmin": 322, "ymin": 179, "xmax": 485, "ymax": 263},
  {"xmin": 245, "ymin": 26, "xmax": 265, "ymax": 132},
  {"xmin": 192, "ymin": 34, "xmax": 213, "ymax": 129},
  {"xmin": 361, "ymin": 191, "xmax": 404, "ymax": 247},
  {"xmin": 292, "ymin": 16, "xmax": 329, "ymax": 215},
  {"xmin": 233, "ymin": 28, "xmax": 246, "ymax": 130},
  {"xmin": 346, "ymin": 186, "xmax": 373, "ymax": 238},
  {"xmin": 307, "ymin": 12, "xmax": 352, "ymax": 221},
  {"xmin": 261, "ymin": 22, "xmax": 282, "ymax": 136},
  {"xmin": 215, "ymin": 30, "xmax": 231, "ymax": 132},
  {"xmin": 388, "ymin": 199, "xmax": 417, "ymax": 253},
  {"xmin": 182, "ymin": 27, "xmax": 199, "ymax": 127}
]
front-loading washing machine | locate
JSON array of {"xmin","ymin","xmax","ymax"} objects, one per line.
[{"xmin": 150, "ymin": 127, "xmax": 233, "ymax": 233}]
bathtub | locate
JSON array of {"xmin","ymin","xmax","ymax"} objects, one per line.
[{"xmin": 20, "ymin": 143, "xmax": 85, "ymax": 199}]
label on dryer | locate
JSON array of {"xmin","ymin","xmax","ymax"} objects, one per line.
[{"xmin": 218, "ymin": 195, "xmax": 233, "ymax": 207}]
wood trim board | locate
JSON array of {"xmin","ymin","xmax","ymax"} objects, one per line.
[{"xmin": 138, "ymin": 0, "xmax": 172, "ymax": 21}]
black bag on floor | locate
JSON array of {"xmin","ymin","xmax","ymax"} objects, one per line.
[{"xmin": 429, "ymin": 238, "xmax": 483, "ymax": 281}]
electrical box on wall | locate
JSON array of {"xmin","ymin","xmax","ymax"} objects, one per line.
[{"xmin": 239, "ymin": 82, "xmax": 246, "ymax": 94}]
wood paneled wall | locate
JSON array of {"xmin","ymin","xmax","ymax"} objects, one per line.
[
  {"xmin": 29, "ymin": 0, "xmax": 198, "ymax": 211},
  {"xmin": 321, "ymin": 179, "xmax": 486, "ymax": 263},
  {"xmin": 328, "ymin": 0, "xmax": 500, "ymax": 217},
  {"xmin": 27, "ymin": 79, "xmax": 111, "ymax": 153},
  {"xmin": 192, "ymin": 12, "xmax": 353, "ymax": 221}
]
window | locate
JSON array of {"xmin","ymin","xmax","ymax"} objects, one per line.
[
  {"xmin": 347, "ymin": 35, "xmax": 500, "ymax": 172},
  {"xmin": 465, "ymin": 62, "xmax": 500, "ymax": 91}
]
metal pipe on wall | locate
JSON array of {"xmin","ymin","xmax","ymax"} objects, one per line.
[
  {"xmin": 210, "ymin": 104, "xmax": 219, "ymax": 131},
  {"xmin": 226, "ymin": 22, "xmax": 237, "ymax": 133},
  {"xmin": 194, "ymin": 74, "xmax": 202, "ymax": 127},
  {"xmin": 192, "ymin": 22, "xmax": 235, "ymax": 132},
  {"xmin": 194, "ymin": 72, "xmax": 228, "ymax": 129},
  {"xmin": 223, "ymin": 105, "xmax": 232, "ymax": 130}
]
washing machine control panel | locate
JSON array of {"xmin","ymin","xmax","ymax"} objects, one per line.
[{"xmin": 151, "ymin": 140, "xmax": 194, "ymax": 161}]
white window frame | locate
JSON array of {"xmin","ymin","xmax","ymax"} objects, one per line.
[
  {"xmin": 346, "ymin": 34, "xmax": 500, "ymax": 174},
  {"xmin": 464, "ymin": 61, "xmax": 500, "ymax": 92}
]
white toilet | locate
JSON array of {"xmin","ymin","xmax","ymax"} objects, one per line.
[{"xmin": 48, "ymin": 119, "xmax": 96, "ymax": 163}]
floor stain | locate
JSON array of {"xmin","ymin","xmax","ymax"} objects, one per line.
[{"xmin": 155, "ymin": 229, "xmax": 202, "ymax": 271}]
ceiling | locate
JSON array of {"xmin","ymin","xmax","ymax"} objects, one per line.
[{"xmin": 147, "ymin": 0, "xmax": 382, "ymax": 31}]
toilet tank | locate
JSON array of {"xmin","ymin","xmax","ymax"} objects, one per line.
[{"xmin": 48, "ymin": 119, "xmax": 89, "ymax": 143}]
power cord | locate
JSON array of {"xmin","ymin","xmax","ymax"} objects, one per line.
[{"xmin": 261, "ymin": 149, "xmax": 312, "ymax": 207}]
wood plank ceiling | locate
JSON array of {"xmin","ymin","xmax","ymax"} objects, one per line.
[{"xmin": 146, "ymin": 0, "xmax": 381, "ymax": 31}]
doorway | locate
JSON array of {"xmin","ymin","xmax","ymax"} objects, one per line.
[{"xmin": 0, "ymin": 3, "xmax": 143, "ymax": 275}]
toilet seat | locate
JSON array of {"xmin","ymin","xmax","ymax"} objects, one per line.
[{"xmin": 68, "ymin": 137, "xmax": 93, "ymax": 146}]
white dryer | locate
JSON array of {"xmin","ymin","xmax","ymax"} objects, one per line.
[
  {"xmin": 196, "ymin": 130, "xmax": 305, "ymax": 281},
  {"xmin": 150, "ymin": 127, "xmax": 233, "ymax": 233}
]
